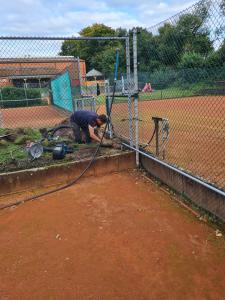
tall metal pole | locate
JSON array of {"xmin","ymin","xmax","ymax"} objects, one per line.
[
  {"xmin": 77, "ymin": 57, "xmax": 82, "ymax": 96},
  {"xmin": 125, "ymin": 36, "xmax": 131, "ymax": 81},
  {"xmin": 133, "ymin": 28, "xmax": 138, "ymax": 93},
  {"xmin": 134, "ymin": 93, "xmax": 139, "ymax": 167},
  {"xmin": 24, "ymin": 79, "xmax": 28, "ymax": 107},
  {"xmin": 133, "ymin": 28, "xmax": 139, "ymax": 166},
  {"xmin": 105, "ymin": 80, "xmax": 113, "ymax": 138},
  {"xmin": 126, "ymin": 35, "xmax": 133, "ymax": 146}
]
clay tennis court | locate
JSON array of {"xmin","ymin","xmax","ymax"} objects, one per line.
[
  {"xmin": 0, "ymin": 170, "xmax": 225, "ymax": 300},
  {"xmin": 111, "ymin": 96, "xmax": 225, "ymax": 189},
  {"xmin": 0, "ymin": 105, "xmax": 69, "ymax": 128},
  {"xmin": 1, "ymin": 95, "xmax": 224, "ymax": 188}
]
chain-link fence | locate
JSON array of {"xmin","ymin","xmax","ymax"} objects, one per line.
[
  {"xmin": 134, "ymin": 0, "xmax": 225, "ymax": 192},
  {"xmin": 0, "ymin": 36, "xmax": 131, "ymax": 175},
  {"xmin": 0, "ymin": 0, "xmax": 224, "ymax": 218}
]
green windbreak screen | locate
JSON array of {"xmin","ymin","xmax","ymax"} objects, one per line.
[{"xmin": 51, "ymin": 70, "xmax": 73, "ymax": 112}]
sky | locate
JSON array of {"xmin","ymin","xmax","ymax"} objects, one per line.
[{"xmin": 0, "ymin": 0, "xmax": 196, "ymax": 36}]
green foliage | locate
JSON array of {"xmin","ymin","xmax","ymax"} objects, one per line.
[
  {"xmin": 60, "ymin": 23, "xmax": 123, "ymax": 75},
  {"xmin": 206, "ymin": 49, "xmax": 225, "ymax": 68},
  {"xmin": 137, "ymin": 28, "xmax": 160, "ymax": 72},
  {"xmin": 179, "ymin": 52, "xmax": 206, "ymax": 68},
  {"xmin": 59, "ymin": 2, "xmax": 224, "ymax": 88},
  {"xmin": 0, "ymin": 128, "xmax": 41, "ymax": 164},
  {"xmin": 0, "ymin": 142, "xmax": 26, "ymax": 164},
  {"xmin": 22, "ymin": 128, "xmax": 42, "ymax": 140},
  {"xmin": 91, "ymin": 46, "xmax": 126, "ymax": 75},
  {"xmin": 0, "ymin": 128, "xmax": 6, "ymax": 135},
  {"xmin": 0, "ymin": 87, "xmax": 43, "ymax": 108},
  {"xmin": 14, "ymin": 135, "xmax": 30, "ymax": 145}
]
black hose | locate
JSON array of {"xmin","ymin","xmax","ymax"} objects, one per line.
[
  {"xmin": 46, "ymin": 124, "xmax": 74, "ymax": 136},
  {"xmin": 141, "ymin": 128, "xmax": 156, "ymax": 149},
  {"xmin": 1, "ymin": 79, "xmax": 118, "ymax": 210}
]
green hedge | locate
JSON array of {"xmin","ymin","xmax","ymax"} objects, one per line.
[
  {"xmin": 139, "ymin": 66, "xmax": 225, "ymax": 89},
  {"xmin": 0, "ymin": 86, "xmax": 45, "ymax": 108}
]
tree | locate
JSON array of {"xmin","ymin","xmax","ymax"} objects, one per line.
[
  {"xmin": 137, "ymin": 4, "xmax": 212, "ymax": 73},
  {"xmin": 175, "ymin": 13, "xmax": 213, "ymax": 56},
  {"xmin": 60, "ymin": 24, "xmax": 120, "ymax": 73},
  {"xmin": 220, "ymin": 0, "xmax": 225, "ymax": 15},
  {"xmin": 60, "ymin": 1, "xmax": 214, "ymax": 79},
  {"xmin": 206, "ymin": 41, "xmax": 225, "ymax": 67},
  {"xmin": 91, "ymin": 46, "xmax": 126, "ymax": 76},
  {"xmin": 157, "ymin": 23, "xmax": 183, "ymax": 66},
  {"xmin": 136, "ymin": 28, "xmax": 160, "ymax": 72},
  {"xmin": 179, "ymin": 52, "xmax": 205, "ymax": 69}
]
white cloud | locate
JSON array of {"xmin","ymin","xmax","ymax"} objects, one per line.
[
  {"xmin": 137, "ymin": 0, "xmax": 196, "ymax": 26},
  {"xmin": 0, "ymin": 0, "xmax": 198, "ymax": 36}
]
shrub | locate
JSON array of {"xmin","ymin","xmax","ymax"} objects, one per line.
[
  {"xmin": 0, "ymin": 86, "xmax": 45, "ymax": 108},
  {"xmin": 179, "ymin": 52, "xmax": 205, "ymax": 69}
]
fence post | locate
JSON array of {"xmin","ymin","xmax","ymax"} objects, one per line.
[
  {"xmin": 134, "ymin": 93, "xmax": 139, "ymax": 167},
  {"xmin": 133, "ymin": 28, "xmax": 138, "ymax": 93},
  {"xmin": 105, "ymin": 80, "xmax": 113, "ymax": 138},
  {"xmin": 77, "ymin": 56, "xmax": 82, "ymax": 96},
  {"xmin": 125, "ymin": 36, "xmax": 131, "ymax": 81},
  {"xmin": 128, "ymin": 95, "xmax": 133, "ymax": 146},
  {"xmin": 24, "ymin": 79, "xmax": 28, "ymax": 107},
  {"xmin": 133, "ymin": 29, "xmax": 139, "ymax": 166},
  {"xmin": 126, "ymin": 35, "xmax": 133, "ymax": 146}
]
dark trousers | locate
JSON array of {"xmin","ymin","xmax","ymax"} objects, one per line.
[{"xmin": 71, "ymin": 122, "xmax": 91, "ymax": 144}]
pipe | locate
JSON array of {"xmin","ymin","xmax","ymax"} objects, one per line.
[{"xmin": 0, "ymin": 36, "xmax": 127, "ymax": 41}]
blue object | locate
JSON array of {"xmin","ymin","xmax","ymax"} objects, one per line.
[
  {"xmin": 114, "ymin": 49, "xmax": 120, "ymax": 81},
  {"xmin": 70, "ymin": 110, "xmax": 98, "ymax": 129},
  {"xmin": 51, "ymin": 70, "xmax": 74, "ymax": 112}
]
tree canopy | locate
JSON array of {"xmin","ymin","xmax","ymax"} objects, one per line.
[
  {"xmin": 60, "ymin": 2, "xmax": 224, "ymax": 79},
  {"xmin": 60, "ymin": 24, "xmax": 125, "ymax": 75}
]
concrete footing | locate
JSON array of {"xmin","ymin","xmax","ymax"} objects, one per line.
[
  {"xmin": 0, "ymin": 152, "xmax": 135, "ymax": 197},
  {"xmin": 140, "ymin": 154, "xmax": 225, "ymax": 222}
]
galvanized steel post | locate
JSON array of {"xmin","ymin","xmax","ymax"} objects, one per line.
[
  {"xmin": 133, "ymin": 28, "xmax": 139, "ymax": 166},
  {"xmin": 126, "ymin": 35, "xmax": 133, "ymax": 146},
  {"xmin": 134, "ymin": 93, "xmax": 139, "ymax": 167},
  {"xmin": 133, "ymin": 28, "xmax": 138, "ymax": 93},
  {"xmin": 77, "ymin": 56, "xmax": 82, "ymax": 96},
  {"xmin": 125, "ymin": 36, "xmax": 131, "ymax": 80}
]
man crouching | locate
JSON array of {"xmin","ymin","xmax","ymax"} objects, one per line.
[{"xmin": 70, "ymin": 110, "xmax": 107, "ymax": 144}]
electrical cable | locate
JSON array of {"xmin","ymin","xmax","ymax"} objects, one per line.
[{"xmin": 0, "ymin": 50, "xmax": 120, "ymax": 210}]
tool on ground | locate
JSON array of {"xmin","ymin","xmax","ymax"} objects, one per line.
[
  {"xmin": 45, "ymin": 143, "xmax": 73, "ymax": 160},
  {"xmin": 27, "ymin": 142, "xmax": 44, "ymax": 159}
]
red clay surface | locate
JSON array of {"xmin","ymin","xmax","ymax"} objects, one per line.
[
  {"xmin": 110, "ymin": 96, "xmax": 225, "ymax": 189},
  {"xmin": 0, "ymin": 171, "xmax": 225, "ymax": 300},
  {"xmin": 0, "ymin": 105, "xmax": 69, "ymax": 128}
]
